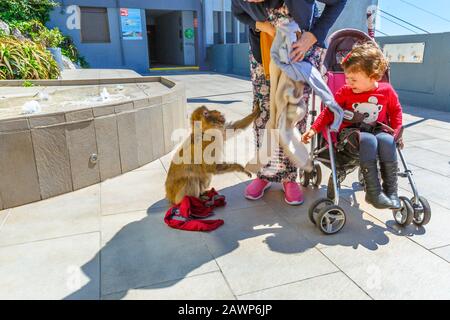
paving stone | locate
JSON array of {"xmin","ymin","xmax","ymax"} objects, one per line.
[
  {"xmin": 100, "ymin": 210, "xmax": 218, "ymax": 295},
  {"xmin": 29, "ymin": 114, "xmax": 65, "ymax": 128},
  {"xmin": 162, "ymin": 100, "xmax": 176, "ymax": 154},
  {"xmin": 65, "ymin": 109, "xmax": 93, "ymax": 122},
  {"xmin": 94, "ymin": 116, "xmax": 122, "ymax": 181},
  {"xmin": 319, "ymin": 214, "xmax": 450, "ymax": 300},
  {"xmin": 0, "ymin": 131, "xmax": 41, "ymax": 208},
  {"xmin": 239, "ymin": 272, "xmax": 371, "ymax": 300},
  {"xmin": 114, "ymin": 102, "xmax": 133, "ymax": 114},
  {"xmin": 0, "ymin": 185, "xmax": 100, "ymax": 247},
  {"xmin": 400, "ymin": 147, "xmax": 450, "ymax": 177},
  {"xmin": 397, "ymin": 169, "xmax": 450, "ymax": 209},
  {"xmin": 135, "ymin": 108, "xmax": 154, "ymax": 166},
  {"xmin": 32, "ymin": 126, "xmax": 73, "ymax": 199},
  {"xmin": 100, "ymin": 169, "xmax": 167, "ymax": 215},
  {"xmin": 0, "ymin": 118, "xmax": 29, "ymax": 132},
  {"xmin": 339, "ymin": 180, "xmax": 450, "ymax": 251},
  {"xmin": 0, "ymin": 233, "xmax": 100, "ymax": 300},
  {"xmin": 263, "ymin": 184, "xmax": 393, "ymax": 251},
  {"xmin": 116, "ymin": 112, "xmax": 139, "ymax": 173},
  {"xmin": 92, "ymin": 105, "xmax": 115, "ymax": 117},
  {"xmin": 102, "ymin": 272, "xmax": 234, "ymax": 300},
  {"xmin": 201, "ymin": 205, "xmax": 338, "ymax": 296},
  {"xmin": 65, "ymin": 121, "xmax": 101, "ymax": 190},
  {"xmin": 432, "ymin": 246, "xmax": 450, "ymax": 263},
  {"xmin": 409, "ymin": 138, "xmax": 450, "ymax": 157},
  {"xmin": 134, "ymin": 159, "xmax": 165, "ymax": 172},
  {"xmin": 149, "ymin": 106, "xmax": 165, "ymax": 159}
]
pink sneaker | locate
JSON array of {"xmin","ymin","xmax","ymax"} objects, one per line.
[
  {"xmin": 245, "ymin": 178, "xmax": 272, "ymax": 200},
  {"xmin": 282, "ymin": 182, "xmax": 304, "ymax": 206}
]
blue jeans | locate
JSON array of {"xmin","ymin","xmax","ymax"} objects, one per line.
[{"xmin": 359, "ymin": 132, "xmax": 397, "ymax": 162}]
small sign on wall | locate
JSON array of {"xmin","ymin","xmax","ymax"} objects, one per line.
[
  {"xmin": 383, "ymin": 42, "xmax": 425, "ymax": 63},
  {"xmin": 120, "ymin": 8, "xmax": 143, "ymax": 40}
]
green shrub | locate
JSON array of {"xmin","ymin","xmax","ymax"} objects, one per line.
[
  {"xmin": 22, "ymin": 80, "xmax": 34, "ymax": 87},
  {"xmin": 0, "ymin": 36, "xmax": 60, "ymax": 80},
  {"xmin": 0, "ymin": 0, "xmax": 59, "ymax": 24},
  {"xmin": 60, "ymin": 36, "xmax": 89, "ymax": 68},
  {"xmin": 12, "ymin": 20, "xmax": 88, "ymax": 68},
  {"xmin": 11, "ymin": 20, "xmax": 63, "ymax": 48}
]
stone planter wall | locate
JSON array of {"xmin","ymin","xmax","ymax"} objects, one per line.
[{"xmin": 0, "ymin": 77, "xmax": 187, "ymax": 210}]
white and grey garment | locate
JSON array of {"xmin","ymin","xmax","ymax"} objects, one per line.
[{"xmin": 270, "ymin": 20, "xmax": 344, "ymax": 132}]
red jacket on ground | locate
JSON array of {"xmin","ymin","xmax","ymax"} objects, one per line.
[{"xmin": 311, "ymin": 82, "xmax": 403, "ymax": 134}]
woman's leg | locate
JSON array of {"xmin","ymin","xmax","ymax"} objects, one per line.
[
  {"xmin": 250, "ymin": 52, "xmax": 271, "ymax": 152},
  {"xmin": 376, "ymin": 132, "xmax": 401, "ymax": 209},
  {"xmin": 245, "ymin": 52, "xmax": 274, "ymax": 200}
]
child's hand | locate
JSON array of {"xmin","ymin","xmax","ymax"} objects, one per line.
[
  {"xmin": 302, "ymin": 129, "xmax": 316, "ymax": 144},
  {"xmin": 394, "ymin": 127, "xmax": 405, "ymax": 150}
]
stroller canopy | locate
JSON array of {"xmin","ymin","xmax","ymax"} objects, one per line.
[{"xmin": 323, "ymin": 28, "xmax": 390, "ymax": 82}]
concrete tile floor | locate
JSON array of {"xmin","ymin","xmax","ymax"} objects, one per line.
[{"xmin": 0, "ymin": 73, "xmax": 449, "ymax": 300}]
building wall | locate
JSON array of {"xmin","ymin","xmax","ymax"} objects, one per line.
[
  {"xmin": 48, "ymin": 0, "xmax": 204, "ymax": 73},
  {"xmin": 182, "ymin": 11, "xmax": 196, "ymax": 66},
  {"xmin": 377, "ymin": 33, "xmax": 450, "ymax": 112}
]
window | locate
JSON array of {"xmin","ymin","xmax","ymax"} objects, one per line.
[
  {"xmin": 239, "ymin": 21, "xmax": 249, "ymax": 43},
  {"xmin": 80, "ymin": 7, "xmax": 110, "ymax": 43},
  {"xmin": 213, "ymin": 11, "xmax": 223, "ymax": 44},
  {"xmin": 226, "ymin": 12, "xmax": 234, "ymax": 43}
]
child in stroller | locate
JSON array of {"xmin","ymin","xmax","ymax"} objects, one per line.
[
  {"xmin": 302, "ymin": 41, "xmax": 402, "ymax": 210},
  {"xmin": 299, "ymin": 29, "xmax": 431, "ymax": 235}
]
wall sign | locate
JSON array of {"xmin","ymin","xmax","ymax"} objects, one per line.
[
  {"xmin": 120, "ymin": 8, "xmax": 143, "ymax": 40},
  {"xmin": 383, "ymin": 42, "xmax": 425, "ymax": 63},
  {"xmin": 184, "ymin": 28, "xmax": 194, "ymax": 40}
]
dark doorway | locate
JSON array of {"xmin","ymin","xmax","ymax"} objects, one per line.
[{"xmin": 145, "ymin": 9, "xmax": 198, "ymax": 70}]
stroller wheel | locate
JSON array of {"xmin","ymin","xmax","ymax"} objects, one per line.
[
  {"xmin": 308, "ymin": 198, "xmax": 334, "ymax": 225},
  {"xmin": 412, "ymin": 196, "xmax": 431, "ymax": 226},
  {"xmin": 393, "ymin": 196, "xmax": 414, "ymax": 226},
  {"xmin": 301, "ymin": 164, "xmax": 322, "ymax": 188},
  {"xmin": 311, "ymin": 164, "xmax": 322, "ymax": 187},
  {"xmin": 316, "ymin": 205, "xmax": 346, "ymax": 235},
  {"xmin": 300, "ymin": 171, "xmax": 311, "ymax": 187}
]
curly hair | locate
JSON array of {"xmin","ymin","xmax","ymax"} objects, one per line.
[{"xmin": 341, "ymin": 41, "xmax": 389, "ymax": 80}]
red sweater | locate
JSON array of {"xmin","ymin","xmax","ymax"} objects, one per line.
[{"xmin": 311, "ymin": 82, "xmax": 403, "ymax": 134}]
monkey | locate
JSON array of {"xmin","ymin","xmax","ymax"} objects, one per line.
[{"xmin": 165, "ymin": 105, "xmax": 260, "ymax": 205}]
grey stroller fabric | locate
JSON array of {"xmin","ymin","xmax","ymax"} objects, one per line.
[{"xmin": 271, "ymin": 21, "xmax": 344, "ymax": 132}]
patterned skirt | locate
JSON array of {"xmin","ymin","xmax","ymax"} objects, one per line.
[{"xmin": 250, "ymin": 4, "xmax": 324, "ymax": 183}]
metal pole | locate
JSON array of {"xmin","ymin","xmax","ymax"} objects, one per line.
[{"xmin": 326, "ymin": 128, "xmax": 339, "ymax": 205}]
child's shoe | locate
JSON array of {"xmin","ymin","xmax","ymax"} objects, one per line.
[
  {"xmin": 380, "ymin": 161, "xmax": 401, "ymax": 210},
  {"xmin": 360, "ymin": 160, "xmax": 393, "ymax": 209},
  {"xmin": 245, "ymin": 178, "xmax": 272, "ymax": 200},
  {"xmin": 282, "ymin": 181, "xmax": 304, "ymax": 206}
]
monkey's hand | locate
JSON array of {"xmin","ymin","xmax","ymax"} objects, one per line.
[
  {"xmin": 236, "ymin": 164, "xmax": 253, "ymax": 178},
  {"xmin": 244, "ymin": 170, "xmax": 253, "ymax": 178}
]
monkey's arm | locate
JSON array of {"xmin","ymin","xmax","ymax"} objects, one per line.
[
  {"xmin": 206, "ymin": 163, "xmax": 252, "ymax": 177},
  {"xmin": 225, "ymin": 106, "xmax": 260, "ymax": 131}
]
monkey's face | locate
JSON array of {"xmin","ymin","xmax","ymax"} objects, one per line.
[{"xmin": 191, "ymin": 106, "xmax": 226, "ymax": 131}]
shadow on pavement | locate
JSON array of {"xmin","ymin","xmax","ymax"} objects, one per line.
[{"xmin": 64, "ymin": 181, "xmax": 417, "ymax": 300}]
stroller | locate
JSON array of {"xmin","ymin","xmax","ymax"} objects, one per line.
[{"xmin": 302, "ymin": 29, "xmax": 432, "ymax": 235}]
